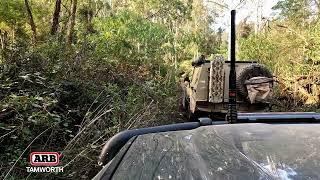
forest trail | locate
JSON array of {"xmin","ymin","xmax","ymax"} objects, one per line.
[{"xmin": 1, "ymin": 0, "xmax": 320, "ymax": 179}]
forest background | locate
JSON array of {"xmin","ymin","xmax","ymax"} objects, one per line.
[{"xmin": 1, "ymin": 0, "xmax": 319, "ymax": 179}]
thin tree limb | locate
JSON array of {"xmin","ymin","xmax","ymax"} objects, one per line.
[
  {"xmin": 3, "ymin": 126, "xmax": 53, "ymax": 180},
  {"xmin": 24, "ymin": 0, "xmax": 37, "ymax": 43},
  {"xmin": 67, "ymin": 0, "xmax": 77, "ymax": 45}
]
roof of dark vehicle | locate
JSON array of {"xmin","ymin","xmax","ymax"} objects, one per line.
[{"xmin": 95, "ymin": 123, "xmax": 320, "ymax": 180}]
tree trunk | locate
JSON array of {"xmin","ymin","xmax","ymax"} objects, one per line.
[
  {"xmin": 24, "ymin": 0, "xmax": 37, "ymax": 43},
  {"xmin": 0, "ymin": 30, "xmax": 8, "ymax": 50},
  {"xmin": 67, "ymin": 0, "xmax": 77, "ymax": 45},
  {"xmin": 51, "ymin": 0, "xmax": 62, "ymax": 35}
]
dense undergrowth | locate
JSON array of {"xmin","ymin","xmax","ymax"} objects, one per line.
[
  {"xmin": 238, "ymin": 0, "xmax": 320, "ymax": 109},
  {"xmin": 0, "ymin": 0, "xmax": 214, "ymax": 178},
  {"xmin": 1, "ymin": 0, "xmax": 320, "ymax": 179},
  {"xmin": 0, "ymin": 43, "xmax": 184, "ymax": 179}
]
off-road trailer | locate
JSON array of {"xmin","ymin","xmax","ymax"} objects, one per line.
[
  {"xmin": 94, "ymin": 10, "xmax": 320, "ymax": 180},
  {"xmin": 180, "ymin": 10, "xmax": 273, "ymax": 120}
]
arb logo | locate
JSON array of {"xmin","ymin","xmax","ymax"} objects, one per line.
[
  {"xmin": 27, "ymin": 152, "xmax": 63, "ymax": 173},
  {"xmin": 30, "ymin": 152, "xmax": 61, "ymax": 166}
]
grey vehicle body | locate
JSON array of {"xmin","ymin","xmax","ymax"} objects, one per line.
[{"xmin": 94, "ymin": 119, "xmax": 320, "ymax": 180}]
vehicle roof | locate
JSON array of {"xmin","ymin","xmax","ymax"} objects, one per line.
[{"xmin": 97, "ymin": 123, "xmax": 320, "ymax": 180}]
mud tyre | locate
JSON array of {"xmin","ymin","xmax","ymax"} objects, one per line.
[{"xmin": 236, "ymin": 64, "xmax": 273, "ymax": 98}]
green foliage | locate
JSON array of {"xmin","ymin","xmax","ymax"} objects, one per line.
[
  {"xmin": 2, "ymin": 0, "xmax": 318, "ymax": 178},
  {"xmin": 238, "ymin": 34, "xmax": 280, "ymax": 70},
  {"xmin": 239, "ymin": 0, "xmax": 320, "ymax": 108},
  {"xmin": 272, "ymin": 0, "xmax": 311, "ymax": 23},
  {"xmin": 95, "ymin": 10, "xmax": 171, "ymax": 67},
  {"xmin": 239, "ymin": 19, "xmax": 320, "ymax": 78},
  {"xmin": 0, "ymin": 0, "xmax": 217, "ymax": 179},
  {"xmin": 0, "ymin": 0, "xmax": 25, "ymax": 27}
]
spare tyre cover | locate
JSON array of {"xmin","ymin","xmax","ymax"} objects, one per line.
[{"xmin": 236, "ymin": 64, "xmax": 273, "ymax": 98}]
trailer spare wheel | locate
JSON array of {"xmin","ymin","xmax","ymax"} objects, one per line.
[{"xmin": 236, "ymin": 64, "xmax": 273, "ymax": 98}]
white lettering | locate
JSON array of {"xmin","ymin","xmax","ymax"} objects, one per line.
[
  {"xmin": 26, "ymin": 166, "xmax": 64, "ymax": 173},
  {"xmin": 57, "ymin": 166, "xmax": 64, "ymax": 172}
]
